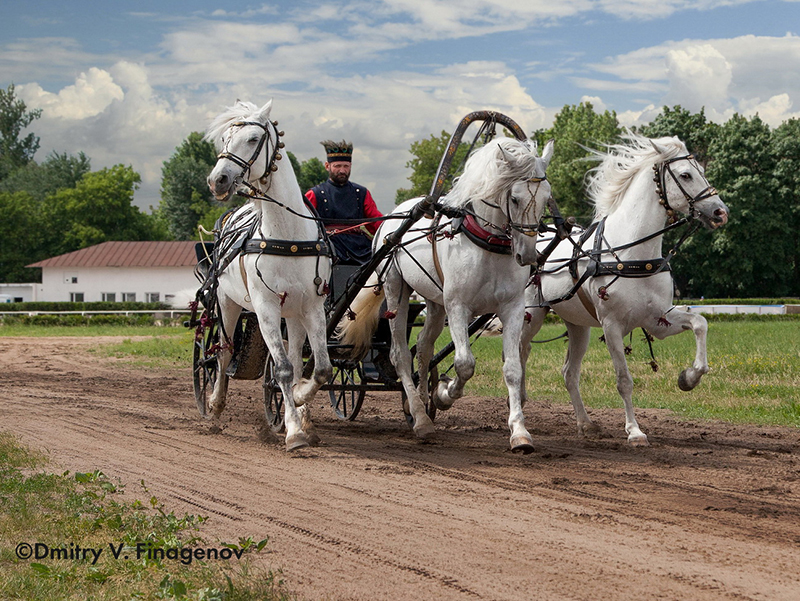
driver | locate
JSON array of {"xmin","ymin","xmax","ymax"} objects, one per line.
[{"xmin": 305, "ymin": 140, "xmax": 383, "ymax": 265}]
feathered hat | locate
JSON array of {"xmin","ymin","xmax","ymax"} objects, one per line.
[{"xmin": 321, "ymin": 139, "xmax": 353, "ymax": 163}]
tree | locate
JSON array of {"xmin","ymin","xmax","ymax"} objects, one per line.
[
  {"xmin": 0, "ymin": 150, "xmax": 91, "ymax": 197},
  {"xmin": 0, "ymin": 191, "xmax": 41, "ymax": 282},
  {"xmin": 636, "ymin": 106, "xmax": 719, "ymax": 166},
  {"xmin": 394, "ymin": 130, "xmax": 472, "ymax": 204},
  {"xmin": 46, "ymin": 165, "xmax": 168, "ymax": 255},
  {"xmin": 532, "ymin": 102, "xmax": 621, "ymax": 222},
  {"xmin": 158, "ymin": 132, "xmax": 218, "ymax": 240},
  {"xmin": 771, "ymin": 118, "xmax": 800, "ymax": 295},
  {"xmin": 297, "ymin": 155, "xmax": 327, "ymax": 193},
  {"xmin": 0, "ymin": 84, "xmax": 42, "ymax": 180},
  {"xmin": 702, "ymin": 114, "xmax": 789, "ymax": 297}
]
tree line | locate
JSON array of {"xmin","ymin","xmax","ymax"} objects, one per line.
[{"xmin": 1, "ymin": 83, "xmax": 797, "ymax": 298}]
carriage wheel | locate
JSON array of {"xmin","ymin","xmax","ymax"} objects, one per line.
[
  {"xmin": 262, "ymin": 356, "xmax": 286, "ymax": 433},
  {"xmin": 401, "ymin": 365, "xmax": 438, "ymax": 430},
  {"xmin": 329, "ymin": 363, "xmax": 366, "ymax": 421},
  {"xmin": 192, "ymin": 319, "xmax": 218, "ymax": 419}
]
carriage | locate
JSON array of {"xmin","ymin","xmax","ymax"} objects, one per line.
[{"xmin": 186, "ymin": 107, "xmax": 568, "ymax": 448}]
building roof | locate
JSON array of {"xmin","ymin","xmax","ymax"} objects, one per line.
[{"xmin": 27, "ymin": 241, "xmax": 199, "ymax": 269}]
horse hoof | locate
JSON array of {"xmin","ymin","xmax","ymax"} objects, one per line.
[
  {"xmin": 285, "ymin": 433, "xmax": 310, "ymax": 452},
  {"xmin": 432, "ymin": 376, "xmax": 455, "ymax": 411},
  {"xmin": 678, "ymin": 369, "xmax": 697, "ymax": 391},
  {"xmin": 628, "ymin": 435, "xmax": 650, "ymax": 447},
  {"xmin": 578, "ymin": 422, "xmax": 602, "ymax": 438},
  {"xmin": 413, "ymin": 420, "xmax": 436, "ymax": 439},
  {"xmin": 306, "ymin": 431, "xmax": 321, "ymax": 447},
  {"xmin": 510, "ymin": 436, "xmax": 535, "ymax": 454}
]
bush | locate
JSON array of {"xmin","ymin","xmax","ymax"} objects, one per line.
[{"xmin": 0, "ymin": 301, "xmax": 172, "ymax": 312}]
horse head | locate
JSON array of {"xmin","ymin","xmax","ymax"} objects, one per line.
[
  {"xmin": 205, "ymin": 100, "xmax": 284, "ymax": 202},
  {"xmin": 650, "ymin": 139, "xmax": 729, "ymax": 230},
  {"xmin": 501, "ymin": 139, "xmax": 555, "ymax": 266}
]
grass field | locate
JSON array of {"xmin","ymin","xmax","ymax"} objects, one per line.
[{"xmin": 2, "ymin": 319, "xmax": 798, "ymax": 427}]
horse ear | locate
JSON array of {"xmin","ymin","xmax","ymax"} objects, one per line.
[
  {"xmin": 497, "ymin": 144, "xmax": 515, "ymax": 165},
  {"xmin": 256, "ymin": 99, "xmax": 273, "ymax": 124},
  {"xmin": 650, "ymin": 139, "xmax": 668, "ymax": 156},
  {"xmin": 541, "ymin": 138, "xmax": 555, "ymax": 167}
]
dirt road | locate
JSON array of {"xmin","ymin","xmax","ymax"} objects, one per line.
[{"xmin": 3, "ymin": 336, "xmax": 799, "ymax": 600}]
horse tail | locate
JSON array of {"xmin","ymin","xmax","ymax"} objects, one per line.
[{"xmin": 336, "ymin": 273, "xmax": 384, "ymax": 359}]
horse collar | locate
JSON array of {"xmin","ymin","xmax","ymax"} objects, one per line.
[{"xmin": 457, "ymin": 212, "xmax": 512, "ymax": 254}]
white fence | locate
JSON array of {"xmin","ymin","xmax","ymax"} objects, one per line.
[{"xmin": 676, "ymin": 305, "xmax": 794, "ymax": 315}]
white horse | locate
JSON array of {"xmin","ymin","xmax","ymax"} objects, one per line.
[
  {"xmin": 340, "ymin": 137, "xmax": 554, "ymax": 453},
  {"xmin": 204, "ymin": 100, "xmax": 332, "ymax": 451},
  {"xmin": 521, "ymin": 132, "xmax": 729, "ymax": 446}
]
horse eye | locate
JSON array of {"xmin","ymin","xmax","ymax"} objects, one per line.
[
  {"xmin": 510, "ymin": 196, "xmax": 520, "ymax": 206},
  {"xmin": 249, "ymin": 136, "xmax": 260, "ymax": 144},
  {"xmin": 680, "ymin": 172, "xmax": 692, "ymax": 180}
]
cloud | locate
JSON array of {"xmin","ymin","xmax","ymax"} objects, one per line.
[
  {"xmin": 663, "ymin": 44, "xmax": 732, "ymax": 113},
  {"xmin": 587, "ymin": 33, "xmax": 800, "ymax": 127},
  {"xmin": 17, "ymin": 68, "xmax": 123, "ymax": 119}
]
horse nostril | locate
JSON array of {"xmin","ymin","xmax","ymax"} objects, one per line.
[{"xmin": 714, "ymin": 208, "xmax": 729, "ymax": 224}]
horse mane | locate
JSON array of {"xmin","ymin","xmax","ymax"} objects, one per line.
[
  {"xmin": 205, "ymin": 101, "xmax": 262, "ymax": 150},
  {"xmin": 441, "ymin": 137, "xmax": 541, "ymax": 209},
  {"xmin": 587, "ymin": 131, "xmax": 689, "ymax": 220}
]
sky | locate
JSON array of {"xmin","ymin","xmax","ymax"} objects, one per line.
[{"xmin": 2, "ymin": 0, "xmax": 799, "ymax": 214}]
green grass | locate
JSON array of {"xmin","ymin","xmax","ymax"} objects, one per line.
[
  {"xmin": 0, "ymin": 324, "xmax": 190, "ymax": 337},
  {"xmin": 4, "ymin": 320, "xmax": 798, "ymax": 427},
  {"xmin": 424, "ymin": 320, "xmax": 799, "ymax": 427},
  {"xmin": 0, "ymin": 432, "xmax": 293, "ymax": 600}
]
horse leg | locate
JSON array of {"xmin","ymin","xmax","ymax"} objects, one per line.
[
  {"xmin": 254, "ymin": 304, "xmax": 309, "ymax": 451},
  {"xmin": 434, "ymin": 305, "xmax": 475, "ymax": 409},
  {"xmin": 417, "ymin": 302, "xmax": 446, "ymax": 409},
  {"xmin": 519, "ymin": 306, "xmax": 548, "ymax": 407},
  {"xmin": 209, "ymin": 300, "xmax": 241, "ymax": 417},
  {"xmin": 602, "ymin": 322, "xmax": 648, "ymax": 446},
  {"xmin": 296, "ymin": 307, "xmax": 333, "ymax": 447},
  {"xmin": 650, "ymin": 310, "xmax": 710, "ymax": 391},
  {"xmin": 386, "ymin": 279, "xmax": 435, "ymax": 438},
  {"xmin": 562, "ymin": 322, "xmax": 601, "ymax": 438},
  {"xmin": 498, "ymin": 308, "xmax": 535, "ymax": 454}
]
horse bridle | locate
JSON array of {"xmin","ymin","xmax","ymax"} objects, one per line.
[
  {"xmin": 217, "ymin": 119, "xmax": 285, "ymax": 191},
  {"xmin": 654, "ymin": 154, "xmax": 717, "ymax": 224},
  {"xmin": 477, "ymin": 175, "xmax": 549, "ymax": 239}
]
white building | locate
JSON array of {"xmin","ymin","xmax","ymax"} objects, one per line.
[
  {"xmin": 26, "ymin": 241, "xmax": 201, "ymax": 305},
  {"xmin": 0, "ymin": 282, "xmax": 40, "ymax": 303}
]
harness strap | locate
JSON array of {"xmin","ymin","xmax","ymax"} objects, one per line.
[
  {"xmin": 430, "ymin": 213, "xmax": 445, "ymax": 285},
  {"xmin": 241, "ymin": 238, "xmax": 330, "ymax": 257}
]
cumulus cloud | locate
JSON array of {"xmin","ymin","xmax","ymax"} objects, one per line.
[
  {"xmin": 663, "ymin": 44, "xmax": 732, "ymax": 113},
  {"xmin": 588, "ymin": 33, "xmax": 800, "ymax": 127},
  {"xmin": 17, "ymin": 68, "xmax": 123, "ymax": 119}
]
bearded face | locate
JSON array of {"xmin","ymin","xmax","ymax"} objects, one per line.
[{"xmin": 327, "ymin": 161, "xmax": 351, "ymax": 185}]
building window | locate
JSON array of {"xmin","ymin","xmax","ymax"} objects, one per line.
[
  {"xmin": 64, "ymin": 273, "xmax": 78, "ymax": 284},
  {"xmin": 122, "ymin": 293, "xmax": 136, "ymax": 302},
  {"xmin": 102, "ymin": 293, "xmax": 116, "ymax": 302},
  {"xmin": 70, "ymin": 292, "xmax": 85, "ymax": 302},
  {"xmin": 145, "ymin": 292, "xmax": 160, "ymax": 303}
]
